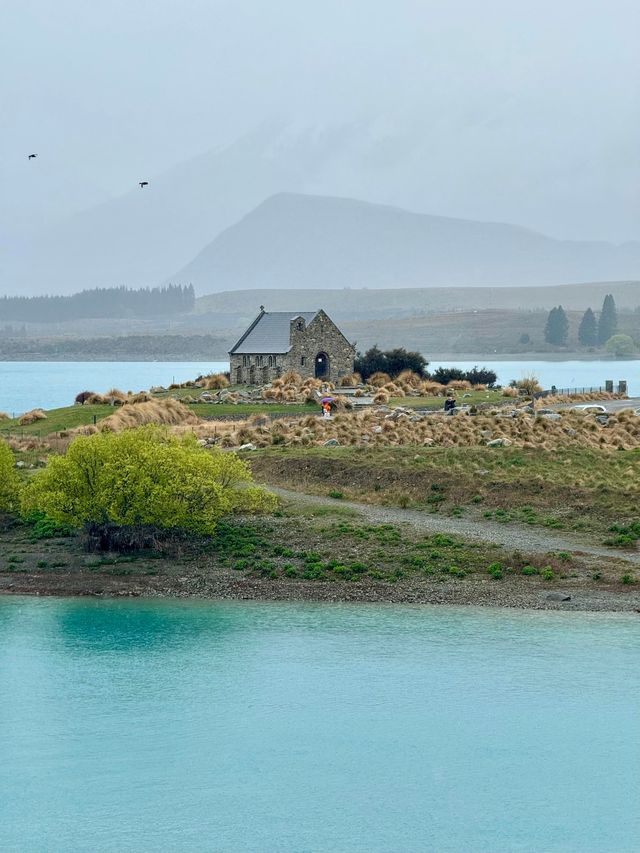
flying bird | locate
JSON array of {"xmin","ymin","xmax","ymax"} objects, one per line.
[
  {"xmin": 28, "ymin": 153, "xmax": 37, "ymax": 160},
  {"xmin": 139, "ymin": 181, "xmax": 149, "ymax": 188}
]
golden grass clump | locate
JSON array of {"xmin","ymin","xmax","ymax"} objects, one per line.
[
  {"xmin": 339, "ymin": 373, "xmax": 360, "ymax": 387},
  {"xmin": 447, "ymin": 379, "xmax": 472, "ymax": 390},
  {"xmin": 396, "ymin": 370, "xmax": 423, "ymax": 389},
  {"xmin": 280, "ymin": 370, "xmax": 303, "ymax": 385},
  {"xmin": 501, "ymin": 386, "xmax": 519, "ymax": 398},
  {"xmin": 73, "ymin": 398, "xmax": 199, "ymax": 435},
  {"xmin": 203, "ymin": 373, "xmax": 229, "ymax": 390},
  {"xmin": 420, "ymin": 380, "xmax": 445, "ymax": 395},
  {"xmin": 373, "ymin": 390, "xmax": 390, "ymax": 405},
  {"xmin": 369, "ymin": 371, "xmax": 391, "ymax": 388},
  {"xmin": 105, "ymin": 388, "xmax": 128, "ymax": 402},
  {"xmin": 0, "ymin": 412, "xmax": 9, "ymax": 421},
  {"xmin": 19, "ymin": 409, "xmax": 47, "ymax": 425},
  {"xmin": 124, "ymin": 392, "xmax": 152, "ymax": 404}
]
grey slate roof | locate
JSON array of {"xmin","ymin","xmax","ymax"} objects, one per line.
[{"xmin": 229, "ymin": 311, "xmax": 319, "ymax": 354}]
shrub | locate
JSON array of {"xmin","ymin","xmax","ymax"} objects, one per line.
[
  {"xmin": 22, "ymin": 510, "xmax": 73, "ymax": 539},
  {"xmin": 21, "ymin": 426, "xmax": 277, "ymax": 542},
  {"xmin": 621, "ymin": 573, "xmax": 636, "ymax": 585},
  {"xmin": 0, "ymin": 440, "xmax": 21, "ymax": 513},
  {"xmin": 355, "ymin": 346, "xmax": 427, "ymax": 380},
  {"xmin": 541, "ymin": 567, "xmax": 555, "ymax": 581},
  {"xmin": 75, "ymin": 391, "xmax": 96, "ymax": 405},
  {"xmin": 488, "ymin": 562, "xmax": 503, "ymax": 579}
]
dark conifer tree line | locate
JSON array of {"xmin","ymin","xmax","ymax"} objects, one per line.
[{"xmin": 0, "ymin": 284, "xmax": 195, "ymax": 322}]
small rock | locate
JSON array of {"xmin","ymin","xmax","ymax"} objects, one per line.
[
  {"xmin": 373, "ymin": 426, "xmax": 383, "ymax": 434},
  {"xmin": 238, "ymin": 443, "xmax": 257, "ymax": 451},
  {"xmin": 15, "ymin": 461, "xmax": 26, "ymax": 468},
  {"xmin": 323, "ymin": 438, "xmax": 340, "ymax": 446},
  {"xmin": 546, "ymin": 593, "xmax": 571, "ymax": 602},
  {"xmin": 197, "ymin": 439, "xmax": 208, "ymax": 446},
  {"xmin": 486, "ymin": 437, "xmax": 512, "ymax": 447},
  {"xmin": 595, "ymin": 415, "xmax": 609, "ymax": 425},
  {"xmin": 541, "ymin": 412, "xmax": 561, "ymax": 421}
]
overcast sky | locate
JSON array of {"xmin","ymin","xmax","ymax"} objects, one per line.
[{"xmin": 1, "ymin": 0, "xmax": 638, "ymax": 242}]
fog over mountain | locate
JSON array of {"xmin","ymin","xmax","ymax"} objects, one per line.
[
  {"xmin": 1, "ymin": 1, "xmax": 638, "ymax": 296},
  {"xmin": 170, "ymin": 193, "xmax": 640, "ymax": 292}
]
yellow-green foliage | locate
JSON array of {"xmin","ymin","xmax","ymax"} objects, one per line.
[
  {"xmin": 22, "ymin": 426, "xmax": 276, "ymax": 534},
  {"xmin": 0, "ymin": 440, "xmax": 21, "ymax": 512}
]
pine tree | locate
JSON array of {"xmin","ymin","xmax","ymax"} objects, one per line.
[
  {"xmin": 598, "ymin": 294, "xmax": 618, "ymax": 345},
  {"xmin": 544, "ymin": 305, "xmax": 569, "ymax": 345},
  {"xmin": 578, "ymin": 307, "xmax": 597, "ymax": 347}
]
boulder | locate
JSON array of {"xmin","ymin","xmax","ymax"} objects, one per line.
[
  {"xmin": 238, "ymin": 443, "xmax": 257, "ymax": 451},
  {"xmin": 486, "ymin": 437, "xmax": 513, "ymax": 447},
  {"xmin": 540, "ymin": 412, "xmax": 561, "ymax": 421},
  {"xmin": 323, "ymin": 438, "xmax": 340, "ymax": 446}
]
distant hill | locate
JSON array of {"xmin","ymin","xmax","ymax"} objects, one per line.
[
  {"xmin": 194, "ymin": 281, "xmax": 640, "ymax": 326},
  {"xmin": 172, "ymin": 193, "xmax": 640, "ymax": 292}
]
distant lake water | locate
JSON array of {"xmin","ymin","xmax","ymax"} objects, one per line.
[
  {"xmin": 0, "ymin": 361, "xmax": 227, "ymax": 415},
  {"xmin": 0, "ymin": 359, "xmax": 638, "ymax": 414},
  {"xmin": 0, "ymin": 597, "xmax": 638, "ymax": 852}
]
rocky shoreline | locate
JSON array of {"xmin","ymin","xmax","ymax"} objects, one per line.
[{"xmin": 1, "ymin": 567, "xmax": 638, "ymax": 613}]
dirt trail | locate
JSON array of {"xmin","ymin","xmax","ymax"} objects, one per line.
[{"xmin": 270, "ymin": 486, "xmax": 640, "ymax": 567}]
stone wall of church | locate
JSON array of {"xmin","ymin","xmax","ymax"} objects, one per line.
[{"xmin": 230, "ymin": 311, "xmax": 355, "ymax": 385}]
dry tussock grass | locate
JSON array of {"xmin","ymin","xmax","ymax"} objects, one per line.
[
  {"xmin": 339, "ymin": 372, "xmax": 362, "ymax": 387},
  {"xmin": 72, "ymin": 398, "xmax": 199, "ymax": 435},
  {"xmin": 201, "ymin": 373, "xmax": 229, "ymax": 390},
  {"xmin": 0, "ymin": 412, "xmax": 9, "ymax": 421},
  {"xmin": 183, "ymin": 407, "xmax": 640, "ymax": 453},
  {"xmin": 369, "ymin": 371, "xmax": 391, "ymax": 387},
  {"xmin": 19, "ymin": 409, "xmax": 47, "ymax": 425}
]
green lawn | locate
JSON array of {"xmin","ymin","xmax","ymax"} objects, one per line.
[
  {"xmin": 0, "ymin": 404, "xmax": 114, "ymax": 436},
  {"xmin": 389, "ymin": 389, "xmax": 504, "ymax": 409}
]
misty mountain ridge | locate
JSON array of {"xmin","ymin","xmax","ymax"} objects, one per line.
[
  {"xmin": 171, "ymin": 193, "xmax": 640, "ymax": 293},
  {"xmin": 3, "ymin": 116, "xmax": 639, "ymax": 297}
]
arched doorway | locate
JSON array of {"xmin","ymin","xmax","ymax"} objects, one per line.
[{"xmin": 315, "ymin": 352, "xmax": 329, "ymax": 379}]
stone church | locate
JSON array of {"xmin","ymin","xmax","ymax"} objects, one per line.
[{"xmin": 229, "ymin": 308, "xmax": 355, "ymax": 385}]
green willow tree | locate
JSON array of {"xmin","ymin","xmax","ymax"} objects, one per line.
[
  {"xmin": 598, "ymin": 294, "xmax": 618, "ymax": 345},
  {"xmin": 578, "ymin": 307, "xmax": 597, "ymax": 347},
  {"xmin": 0, "ymin": 440, "xmax": 21, "ymax": 513},
  {"xmin": 21, "ymin": 426, "xmax": 276, "ymax": 540},
  {"xmin": 544, "ymin": 306, "xmax": 569, "ymax": 345}
]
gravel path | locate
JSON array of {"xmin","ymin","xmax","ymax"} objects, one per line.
[{"xmin": 271, "ymin": 486, "xmax": 640, "ymax": 566}]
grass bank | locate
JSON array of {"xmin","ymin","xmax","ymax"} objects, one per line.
[
  {"xmin": 1, "ymin": 502, "xmax": 637, "ymax": 611},
  {"xmin": 249, "ymin": 446, "xmax": 640, "ymax": 545}
]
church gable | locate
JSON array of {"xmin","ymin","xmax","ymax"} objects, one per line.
[{"xmin": 229, "ymin": 307, "xmax": 355, "ymax": 384}]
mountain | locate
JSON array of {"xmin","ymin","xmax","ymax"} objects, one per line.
[
  {"xmin": 5, "ymin": 118, "xmax": 640, "ymax": 297},
  {"xmin": 171, "ymin": 193, "xmax": 640, "ymax": 292},
  {"xmin": 1, "ymin": 121, "xmax": 366, "ymax": 295}
]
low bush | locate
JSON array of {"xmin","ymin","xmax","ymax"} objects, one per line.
[
  {"xmin": 0, "ymin": 440, "xmax": 21, "ymax": 513},
  {"xmin": 21, "ymin": 426, "xmax": 276, "ymax": 546}
]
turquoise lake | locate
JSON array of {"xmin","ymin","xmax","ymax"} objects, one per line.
[
  {"xmin": 1, "ymin": 358, "xmax": 638, "ymax": 414},
  {"xmin": 0, "ymin": 596, "xmax": 638, "ymax": 852}
]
